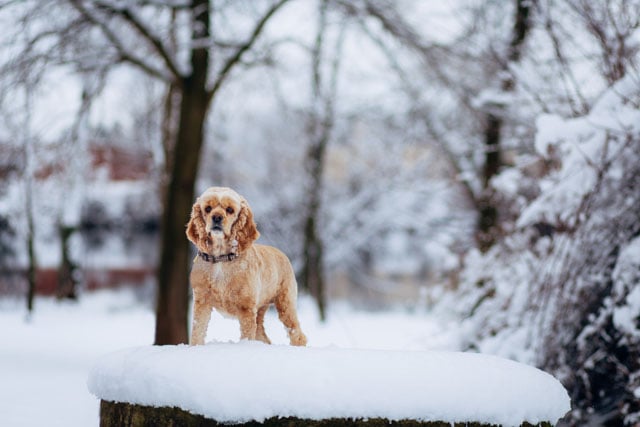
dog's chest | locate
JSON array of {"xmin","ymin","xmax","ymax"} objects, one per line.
[
  {"xmin": 205, "ymin": 264, "xmax": 243, "ymax": 318},
  {"xmin": 210, "ymin": 264, "xmax": 224, "ymax": 281},
  {"xmin": 208, "ymin": 263, "xmax": 230, "ymax": 286}
]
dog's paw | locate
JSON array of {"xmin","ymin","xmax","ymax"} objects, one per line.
[{"xmin": 289, "ymin": 329, "xmax": 307, "ymax": 347}]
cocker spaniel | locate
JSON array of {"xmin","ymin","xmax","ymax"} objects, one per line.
[{"xmin": 186, "ymin": 186, "xmax": 307, "ymax": 346}]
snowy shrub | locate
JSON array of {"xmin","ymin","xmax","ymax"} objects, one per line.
[{"xmin": 456, "ymin": 73, "xmax": 640, "ymax": 426}]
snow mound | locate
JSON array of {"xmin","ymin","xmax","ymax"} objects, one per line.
[{"xmin": 88, "ymin": 343, "xmax": 570, "ymax": 426}]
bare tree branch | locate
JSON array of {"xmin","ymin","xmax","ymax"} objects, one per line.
[
  {"xmin": 94, "ymin": 0, "xmax": 183, "ymax": 80},
  {"xmin": 356, "ymin": 15, "xmax": 480, "ymax": 211},
  {"xmin": 68, "ymin": 0, "xmax": 173, "ymax": 81},
  {"xmin": 0, "ymin": 0, "xmax": 22, "ymax": 9},
  {"xmin": 207, "ymin": 0, "xmax": 291, "ymax": 102},
  {"xmin": 539, "ymin": 1, "xmax": 590, "ymax": 115},
  {"xmin": 335, "ymin": 0, "xmax": 478, "ymax": 113},
  {"xmin": 136, "ymin": 0, "xmax": 191, "ymax": 9}
]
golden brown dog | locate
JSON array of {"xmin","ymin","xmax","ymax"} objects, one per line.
[{"xmin": 186, "ymin": 187, "xmax": 307, "ymax": 346}]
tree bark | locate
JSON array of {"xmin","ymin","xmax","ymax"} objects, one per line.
[
  {"xmin": 301, "ymin": 115, "xmax": 329, "ymax": 321},
  {"xmin": 57, "ymin": 224, "xmax": 78, "ymax": 300},
  {"xmin": 99, "ymin": 400, "xmax": 553, "ymax": 427},
  {"xmin": 301, "ymin": 181, "xmax": 327, "ymax": 321},
  {"xmin": 154, "ymin": 0, "xmax": 211, "ymax": 345},
  {"xmin": 26, "ymin": 202, "xmax": 36, "ymax": 313}
]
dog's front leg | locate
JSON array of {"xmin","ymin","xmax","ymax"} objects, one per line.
[
  {"xmin": 238, "ymin": 308, "xmax": 257, "ymax": 341},
  {"xmin": 190, "ymin": 290, "xmax": 212, "ymax": 345}
]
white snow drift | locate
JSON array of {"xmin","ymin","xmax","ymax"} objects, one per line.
[{"xmin": 88, "ymin": 342, "xmax": 570, "ymax": 426}]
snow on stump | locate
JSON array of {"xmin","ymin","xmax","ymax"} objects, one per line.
[{"xmin": 88, "ymin": 343, "xmax": 570, "ymax": 427}]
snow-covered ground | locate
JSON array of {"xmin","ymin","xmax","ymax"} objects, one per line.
[{"xmin": 0, "ymin": 289, "xmax": 461, "ymax": 426}]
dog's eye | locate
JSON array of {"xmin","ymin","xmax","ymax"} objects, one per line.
[
  {"xmin": 226, "ymin": 207, "xmax": 234, "ymax": 215},
  {"xmin": 204, "ymin": 206, "xmax": 212, "ymax": 213}
]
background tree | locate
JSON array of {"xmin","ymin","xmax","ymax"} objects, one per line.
[
  {"xmin": 475, "ymin": 0, "xmax": 534, "ymax": 251},
  {"xmin": 299, "ymin": 0, "xmax": 346, "ymax": 321},
  {"xmin": 0, "ymin": 0, "xmax": 286, "ymax": 344},
  {"xmin": 335, "ymin": 0, "xmax": 534, "ymax": 253},
  {"xmin": 24, "ymin": 85, "xmax": 37, "ymax": 315}
]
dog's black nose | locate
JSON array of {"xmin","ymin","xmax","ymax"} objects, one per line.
[{"xmin": 212, "ymin": 215, "xmax": 223, "ymax": 224}]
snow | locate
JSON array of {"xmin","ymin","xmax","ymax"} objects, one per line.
[
  {"xmin": 613, "ymin": 286, "xmax": 640, "ymax": 338},
  {"xmin": 612, "ymin": 237, "xmax": 640, "ymax": 338},
  {"xmin": 0, "ymin": 289, "xmax": 463, "ymax": 426},
  {"xmin": 491, "ymin": 168, "xmax": 523, "ymax": 197},
  {"xmin": 533, "ymin": 114, "xmax": 565, "ymax": 156},
  {"xmin": 472, "ymin": 88, "xmax": 515, "ymax": 110},
  {"xmin": 88, "ymin": 343, "xmax": 570, "ymax": 426},
  {"xmin": 0, "ymin": 289, "xmax": 570, "ymax": 426},
  {"xmin": 0, "ymin": 291, "xmax": 154, "ymax": 427},
  {"xmin": 519, "ymin": 73, "xmax": 640, "ymax": 230}
]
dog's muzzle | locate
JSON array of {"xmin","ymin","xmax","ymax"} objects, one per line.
[{"xmin": 210, "ymin": 215, "xmax": 224, "ymax": 234}]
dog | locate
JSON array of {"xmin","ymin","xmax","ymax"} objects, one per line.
[{"xmin": 186, "ymin": 186, "xmax": 307, "ymax": 346}]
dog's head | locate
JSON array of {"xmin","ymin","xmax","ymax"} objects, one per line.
[{"xmin": 186, "ymin": 187, "xmax": 260, "ymax": 254}]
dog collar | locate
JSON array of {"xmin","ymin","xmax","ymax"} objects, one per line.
[{"xmin": 197, "ymin": 251, "xmax": 238, "ymax": 264}]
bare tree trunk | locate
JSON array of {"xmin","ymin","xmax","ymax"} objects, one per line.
[
  {"xmin": 476, "ymin": 113, "xmax": 502, "ymax": 252},
  {"xmin": 161, "ymin": 82, "xmax": 180, "ymax": 179},
  {"xmin": 301, "ymin": 133, "xmax": 328, "ymax": 320},
  {"xmin": 154, "ymin": 81, "xmax": 210, "ymax": 345},
  {"xmin": 476, "ymin": 0, "xmax": 533, "ymax": 251},
  {"xmin": 300, "ymin": 0, "xmax": 344, "ymax": 321},
  {"xmin": 26, "ymin": 195, "xmax": 36, "ymax": 313},
  {"xmin": 302, "ymin": 214, "xmax": 326, "ymax": 320},
  {"xmin": 155, "ymin": 0, "xmax": 211, "ymax": 345},
  {"xmin": 57, "ymin": 224, "xmax": 78, "ymax": 300},
  {"xmin": 23, "ymin": 84, "xmax": 37, "ymax": 315},
  {"xmin": 300, "ymin": 19, "xmax": 328, "ymax": 321}
]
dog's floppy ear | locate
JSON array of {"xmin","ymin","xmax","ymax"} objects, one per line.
[
  {"xmin": 186, "ymin": 203, "xmax": 208, "ymax": 249},
  {"xmin": 231, "ymin": 197, "xmax": 260, "ymax": 253}
]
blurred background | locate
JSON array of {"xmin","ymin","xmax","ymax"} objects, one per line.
[{"xmin": 1, "ymin": 1, "xmax": 639, "ymax": 426}]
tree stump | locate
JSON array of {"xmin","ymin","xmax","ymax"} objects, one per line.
[
  {"xmin": 100, "ymin": 400, "xmax": 553, "ymax": 427},
  {"xmin": 89, "ymin": 344, "xmax": 569, "ymax": 427}
]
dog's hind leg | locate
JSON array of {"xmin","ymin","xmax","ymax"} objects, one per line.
[
  {"xmin": 255, "ymin": 305, "xmax": 271, "ymax": 344},
  {"xmin": 275, "ymin": 284, "xmax": 307, "ymax": 346}
]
